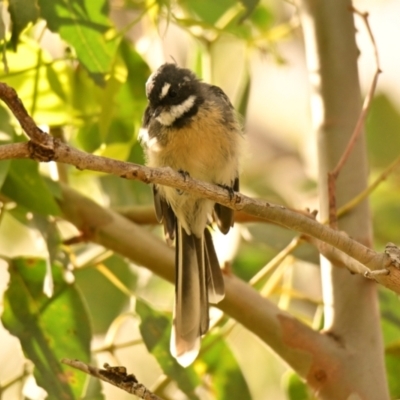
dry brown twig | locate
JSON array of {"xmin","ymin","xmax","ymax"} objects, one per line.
[
  {"xmin": 0, "ymin": 78, "xmax": 399, "ymax": 292},
  {"xmin": 327, "ymin": 8, "xmax": 381, "ymax": 228},
  {"xmin": 61, "ymin": 359, "xmax": 164, "ymax": 400}
]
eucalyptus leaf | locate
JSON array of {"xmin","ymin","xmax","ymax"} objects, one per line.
[
  {"xmin": 201, "ymin": 332, "xmax": 252, "ymax": 400},
  {"xmin": 136, "ymin": 299, "xmax": 201, "ymax": 400},
  {"xmin": 1, "ymin": 159, "xmax": 61, "ymax": 216},
  {"xmin": 1, "ymin": 258, "xmax": 91, "ymax": 399},
  {"xmin": 8, "ymin": 0, "xmax": 39, "ymax": 49},
  {"xmin": 38, "ymin": 0, "xmax": 119, "ymax": 84},
  {"xmin": 282, "ymin": 370, "xmax": 313, "ymax": 400}
]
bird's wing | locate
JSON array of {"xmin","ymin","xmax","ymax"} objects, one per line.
[
  {"xmin": 153, "ymin": 185, "xmax": 176, "ymax": 243},
  {"xmin": 213, "ymin": 177, "xmax": 239, "ymax": 234}
]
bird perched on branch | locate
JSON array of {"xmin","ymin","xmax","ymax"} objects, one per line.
[{"xmin": 140, "ymin": 63, "xmax": 242, "ymax": 366}]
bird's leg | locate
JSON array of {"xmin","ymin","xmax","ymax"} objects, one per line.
[
  {"xmin": 177, "ymin": 169, "xmax": 190, "ymax": 195},
  {"xmin": 217, "ymin": 183, "xmax": 235, "ymax": 201}
]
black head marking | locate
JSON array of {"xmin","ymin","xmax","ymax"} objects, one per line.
[
  {"xmin": 146, "ymin": 64, "xmax": 198, "ymax": 105},
  {"xmin": 145, "ymin": 64, "xmax": 204, "ymax": 127}
]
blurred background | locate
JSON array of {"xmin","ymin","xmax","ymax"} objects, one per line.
[{"xmin": 0, "ymin": 0, "xmax": 400, "ymax": 399}]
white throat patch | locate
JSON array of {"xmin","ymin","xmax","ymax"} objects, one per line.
[{"xmin": 156, "ymin": 95, "xmax": 196, "ymax": 126}]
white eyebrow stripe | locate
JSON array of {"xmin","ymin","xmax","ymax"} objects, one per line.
[
  {"xmin": 156, "ymin": 95, "xmax": 196, "ymax": 126},
  {"xmin": 160, "ymin": 83, "xmax": 171, "ymax": 99}
]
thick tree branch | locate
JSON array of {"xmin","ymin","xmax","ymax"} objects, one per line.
[
  {"xmin": 57, "ymin": 184, "xmax": 342, "ymax": 380},
  {"xmin": 298, "ymin": 0, "xmax": 389, "ymax": 398}
]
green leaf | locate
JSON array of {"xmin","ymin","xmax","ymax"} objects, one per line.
[
  {"xmin": 1, "ymin": 159, "xmax": 61, "ymax": 215},
  {"xmin": 236, "ymin": 68, "xmax": 251, "ymax": 118},
  {"xmin": 82, "ymin": 376, "xmax": 105, "ymax": 400},
  {"xmin": 249, "ymin": 4, "xmax": 274, "ymax": 31},
  {"xmin": 38, "ymin": 0, "xmax": 118, "ymax": 84},
  {"xmin": 386, "ymin": 354, "xmax": 400, "ymax": 398},
  {"xmin": 46, "ymin": 64, "xmax": 68, "ymax": 102},
  {"xmin": 76, "ymin": 123, "xmax": 103, "ymax": 152},
  {"xmin": 0, "ymin": 102, "xmax": 15, "ymax": 143},
  {"xmin": 379, "ymin": 288, "xmax": 400, "ymax": 398},
  {"xmin": 112, "ymin": 39, "xmax": 149, "ymax": 139},
  {"xmin": 8, "ymin": 0, "xmax": 39, "ymax": 49},
  {"xmin": 201, "ymin": 333, "xmax": 252, "ymax": 400},
  {"xmin": 136, "ymin": 299, "xmax": 201, "ymax": 399},
  {"xmin": 370, "ymin": 183, "xmax": 400, "ymax": 248},
  {"xmin": 0, "ymin": 40, "xmax": 72, "ymax": 125},
  {"xmin": 182, "ymin": 0, "xmax": 237, "ymax": 25},
  {"xmin": 366, "ymin": 95, "xmax": 400, "ymax": 168},
  {"xmin": 282, "ymin": 371, "xmax": 313, "ymax": 400},
  {"xmin": 0, "ymin": 160, "xmax": 10, "ymax": 189},
  {"xmin": 75, "ymin": 254, "xmax": 137, "ymax": 333},
  {"xmin": 32, "ymin": 213, "xmax": 61, "ymax": 263},
  {"xmin": 1, "ymin": 258, "xmax": 92, "ymax": 399},
  {"xmin": 0, "ymin": 105, "xmax": 16, "ymax": 190},
  {"xmin": 96, "ymin": 141, "xmax": 132, "ymax": 161},
  {"xmin": 239, "ymin": 0, "xmax": 259, "ymax": 22}
]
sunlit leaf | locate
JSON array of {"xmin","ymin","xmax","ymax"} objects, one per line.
[
  {"xmin": 0, "ymin": 209, "xmax": 43, "ymax": 258},
  {"xmin": 0, "ymin": 40, "xmax": 71, "ymax": 125},
  {"xmin": 75, "ymin": 254, "xmax": 137, "ymax": 333},
  {"xmin": 96, "ymin": 141, "xmax": 132, "ymax": 161},
  {"xmin": 1, "ymin": 159, "xmax": 61, "ymax": 216},
  {"xmin": 201, "ymin": 332, "xmax": 252, "ymax": 399},
  {"xmin": 1, "ymin": 258, "xmax": 91, "ymax": 399},
  {"xmin": 113, "ymin": 39, "xmax": 149, "ymax": 138},
  {"xmin": 98, "ymin": 76, "xmax": 123, "ymax": 140},
  {"xmin": 38, "ymin": 0, "xmax": 119, "ymax": 84},
  {"xmin": 136, "ymin": 299, "xmax": 201, "ymax": 399},
  {"xmin": 182, "ymin": 0, "xmax": 237, "ymax": 25},
  {"xmin": 249, "ymin": 4, "xmax": 274, "ymax": 30},
  {"xmin": 46, "ymin": 64, "xmax": 68, "ymax": 102},
  {"xmin": 282, "ymin": 370, "xmax": 313, "ymax": 400},
  {"xmin": 71, "ymin": 64, "xmax": 102, "ymax": 125}
]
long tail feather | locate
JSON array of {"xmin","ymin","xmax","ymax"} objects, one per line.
[
  {"xmin": 204, "ymin": 228, "xmax": 225, "ymax": 304},
  {"xmin": 171, "ymin": 223, "xmax": 207, "ymax": 366}
]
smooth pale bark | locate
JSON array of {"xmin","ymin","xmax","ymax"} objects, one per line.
[{"xmin": 298, "ymin": 0, "xmax": 389, "ymax": 398}]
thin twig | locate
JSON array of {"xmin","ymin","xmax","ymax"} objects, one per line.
[
  {"xmin": 0, "ymin": 83, "xmax": 53, "ymax": 151},
  {"xmin": 0, "ymin": 83, "xmax": 398, "ymax": 290},
  {"xmin": 61, "ymin": 359, "xmax": 164, "ymax": 400},
  {"xmin": 337, "ymin": 154, "xmax": 400, "ymax": 217},
  {"xmin": 328, "ymin": 8, "xmax": 381, "ymax": 227}
]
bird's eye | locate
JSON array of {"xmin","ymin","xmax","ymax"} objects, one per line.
[{"xmin": 169, "ymin": 89, "xmax": 177, "ymax": 98}]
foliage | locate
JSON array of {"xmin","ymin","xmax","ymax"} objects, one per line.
[{"xmin": 0, "ymin": 0, "xmax": 399, "ymax": 399}]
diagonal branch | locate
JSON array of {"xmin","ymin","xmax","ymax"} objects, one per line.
[{"xmin": 0, "ymin": 83, "xmax": 399, "ymax": 293}]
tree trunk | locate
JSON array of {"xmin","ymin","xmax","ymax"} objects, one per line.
[{"xmin": 298, "ymin": 0, "xmax": 389, "ymax": 398}]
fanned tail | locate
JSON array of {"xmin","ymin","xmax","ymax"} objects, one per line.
[
  {"xmin": 204, "ymin": 228, "xmax": 225, "ymax": 304},
  {"xmin": 171, "ymin": 225, "xmax": 225, "ymax": 366},
  {"xmin": 171, "ymin": 223, "xmax": 208, "ymax": 366}
]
